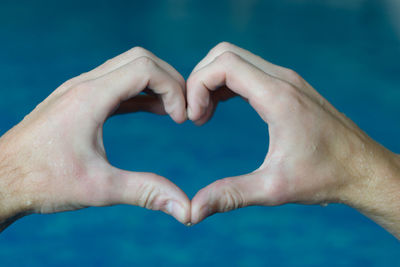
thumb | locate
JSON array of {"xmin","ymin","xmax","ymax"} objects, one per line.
[
  {"xmin": 107, "ymin": 170, "xmax": 191, "ymax": 225},
  {"xmin": 191, "ymin": 171, "xmax": 265, "ymax": 224}
]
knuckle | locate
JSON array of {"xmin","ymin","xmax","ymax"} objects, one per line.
[
  {"xmin": 212, "ymin": 41, "xmax": 235, "ymax": 55},
  {"xmin": 213, "ymin": 178, "xmax": 245, "ymax": 212},
  {"xmin": 283, "ymin": 83, "xmax": 302, "ymax": 104},
  {"xmin": 62, "ymin": 80, "xmax": 98, "ymax": 105},
  {"xmin": 137, "ymin": 182, "xmax": 159, "ymax": 209},
  {"xmin": 58, "ymin": 72, "xmax": 87, "ymax": 90},
  {"xmin": 133, "ymin": 56, "xmax": 157, "ymax": 70},
  {"xmin": 279, "ymin": 79, "xmax": 297, "ymax": 94},
  {"xmin": 216, "ymin": 51, "xmax": 241, "ymax": 66},
  {"xmin": 102, "ymin": 47, "xmax": 153, "ymax": 68},
  {"xmin": 72, "ymin": 80, "xmax": 95, "ymax": 93},
  {"xmin": 131, "ymin": 46, "xmax": 151, "ymax": 56},
  {"xmin": 249, "ymin": 80, "xmax": 277, "ymax": 107},
  {"xmin": 254, "ymin": 80, "xmax": 303, "ymax": 116},
  {"xmin": 167, "ymin": 81, "xmax": 181, "ymax": 94},
  {"xmin": 275, "ymin": 81, "xmax": 306, "ymax": 113},
  {"xmin": 59, "ymin": 78, "xmax": 77, "ymax": 89},
  {"xmin": 283, "ymin": 68, "xmax": 305, "ymax": 87},
  {"xmin": 135, "ymin": 178, "xmax": 168, "ymax": 211},
  {"xmin": 162, "ymin": 85, "xmax": 181, "ymax": 105}
]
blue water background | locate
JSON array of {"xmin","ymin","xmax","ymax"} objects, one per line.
[{"xmin": 0, "ymin": 0, "xmax": 399, "ymax": 266}]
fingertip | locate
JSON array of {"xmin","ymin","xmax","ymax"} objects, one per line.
[
  {"xmin": 190, "ymin": 207, "xmax": 201, "ymax": 225},
  {"xmin": 114, "ymin": 170, "xmax": 191, "ymax": 224},
  {"xmin": 187, "ymin": 106, "xmax": 194, "ymax": 121},
  {"xmin": 190, "ymin": 175, "xmax": 262, "ymax": 223},
  {"xmin": 190, "ymin": 190, "xmax": 214, "ymax": 224},
  {"xmin": 191, "ymin": 101, "xmax": 215, "ymax": 126},
  {"xmin": 186, "ymin": 76, "xmax": 210, "ymax": 122},
  {"xmin": 171, "ymin": 111, "xmax": 187, "ymax": 124},
  {"xmin": 190, "ymin": 207, "xmax": 209, "ymax": 225},
  {"xmin": 187, "ymin": 105, "xmax": 199, "ymax": 121},
  {"xmin": 191, "ymin": 204, "xmax": 214, "ymax": 225},
  {"xmin": 187, "ymin": 105, "xmax": 207, "ymax": 123},
  {"xmin": 166, "ymin": 95, "xmax": 188, "ymax": 124},
  {"xmin": 165, "ymin": 200, "xmax": 191, "ymax": 225}
]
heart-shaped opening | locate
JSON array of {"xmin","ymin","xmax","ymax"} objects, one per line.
[{"xmin": 103, "ymin": 97, "xmax": 269, "ymax": 198}]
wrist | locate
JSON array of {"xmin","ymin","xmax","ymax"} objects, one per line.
[
  {"xmin": 0, "ymin": 133, "xmax": 33, "ymax": 231},
  {"xmin": 339, "ymin": 143, "xmax": 400, "ymax": 206},
  {"xmin": 339, "ymin": 140, "xmax": 400, "ymax": 236}
]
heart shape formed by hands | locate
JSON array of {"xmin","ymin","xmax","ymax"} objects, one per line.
[
  {"xmin": 4, "ymin": 42, "xmax": 366, "ymax": 229},
  {"xmin": 106, "ymin": 42, "xmax": 352, "ymax": 225}
]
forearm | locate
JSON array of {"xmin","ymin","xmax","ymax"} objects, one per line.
[{"xmin": 340, "ymin": 142, "xmax": 400, "ymax": 239}]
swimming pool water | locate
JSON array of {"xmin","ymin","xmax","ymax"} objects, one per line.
[{"xmin": 0, "ymin": 0, "xmax": 399, "ymax": 266}]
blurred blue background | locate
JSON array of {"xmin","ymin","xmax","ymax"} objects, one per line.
[{"xmin": 0, "ymin": 0, "xmax": 400, "ymax": 266}]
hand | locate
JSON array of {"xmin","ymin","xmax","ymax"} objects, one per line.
[
  {"xmin": 187, "ymin": 42, "xmax": 400, "ymax": 237},
  {"xmin": 0, "ymin": 47, "xmax": 191, "ymax": 231}
]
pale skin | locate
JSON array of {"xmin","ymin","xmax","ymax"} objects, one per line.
[
  {"xmin": 0, "ymin": 43, "xmax": 399, "ymax": 239},
  {"xmin": 0, "ymin": 47, "xmax": 192, "ymax": 230}
]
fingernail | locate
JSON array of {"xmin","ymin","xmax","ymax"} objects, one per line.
[
  {"xmin": 187, "ymin": 107, "xmax": 194, "ymax": 120},
  {"xmin": 166, "ymin": 201, "xmax": 185, "ymax": 222},
  {"xmin": 166, "ymin": 201, "xmax": 176, "ymax": 215},
  {"xmin": 185, "ymin": 222, "xmax": 193, "ymax": 227}
]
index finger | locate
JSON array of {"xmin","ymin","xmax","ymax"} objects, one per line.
[
  {"xmin": 58, "ymin": 47, "xmax": 185, "ymax": 94},
  {"xmin": 76, "ymin": 56, "xmax": 187, "ymax": 124},
  {"xmin": 191, "ymin": 42, "xmax": 305, "ymax": 88},
  {"xmin": 187, "ymin": 51, "xmax": 285, "ymax": 123}
]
